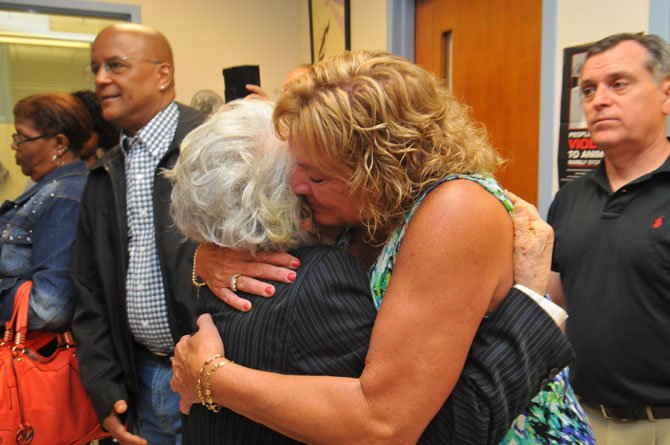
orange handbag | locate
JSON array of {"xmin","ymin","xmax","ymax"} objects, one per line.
[{"xmin": 0, "ymin": 281, "xmax": 109, "ymax": 445}]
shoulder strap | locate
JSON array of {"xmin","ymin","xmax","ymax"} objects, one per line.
[
  {"xmin": 407, "ymin": 174, "xmax": 512, "ymax": 222},
  {"xmin": 401, "ymin": 174, "xmax": 511, "ymax": 246}
]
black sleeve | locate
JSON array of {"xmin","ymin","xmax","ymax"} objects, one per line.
[
  {"xmin": 547, "ymin": 191, "xmax": 561, "ymax": 272},
  {"xmin": 71, "ymin": 182, "xmax": 128, "ymax": 422},
  {"xmin": 287, "ymin": 248, "xmax": 377, "ymax": 377},
  {"xmin": 425, "ymin": 287, "xmax": 574, "ymax": 444}
]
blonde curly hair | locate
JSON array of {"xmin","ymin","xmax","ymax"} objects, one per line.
[{"xmin": 274, "ymin": 49, "xmax": 504, "ymax": 239}]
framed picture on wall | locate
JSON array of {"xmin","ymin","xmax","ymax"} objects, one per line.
[
  {"xmin": 309, "ymin": 0, "xmax": 350, "ymax": 63},
  {"xmin": 557, "ymin": 42, "xmax": 600, "ymax": 188}
]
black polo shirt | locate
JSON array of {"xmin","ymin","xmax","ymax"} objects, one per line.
[{"xmin": 548, "ymin": 155, "xmax": 670, "ymax": 406}]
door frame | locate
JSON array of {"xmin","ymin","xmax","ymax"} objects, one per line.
[{"xmin": 388, "ymin": 0, "xmax": 414, "ymax": 61}]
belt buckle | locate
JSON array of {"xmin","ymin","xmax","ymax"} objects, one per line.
[
  {"xmin": 600, "ymin": 404, "xmax": 614, "ymax": 420},
  {"xmin": 600, "ymin": 404, "xmax": 635, "ymax": 422},
  {"xmin": 646, "ymin": 406, "xmax": 656, "ymax": 422},
  {"xmin": 599, "ymin": 404, "xmax": 656, "ymax": 422}
]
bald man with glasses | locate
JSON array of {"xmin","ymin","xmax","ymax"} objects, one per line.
[{"xmin": 71, "ymin": 24, "xmax": 204, "ymax": 445}]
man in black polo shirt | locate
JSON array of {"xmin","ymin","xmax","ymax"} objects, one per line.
[{"xmin": 547, "ymin": 33, "xmax": 670, "ymax": 444}]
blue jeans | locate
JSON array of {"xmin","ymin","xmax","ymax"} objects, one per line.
[{"xmin": 135, "ymin": 350, "xmax": 182, "ymax": 445}]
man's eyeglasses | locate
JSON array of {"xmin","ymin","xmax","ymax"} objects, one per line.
[
  {"xmin": 85, "ymin": 56, "xmax": 163, "ymax": 77},
  {"xmin": 11, "ymin": 133, "xmax": 54, "ymax": 146}
]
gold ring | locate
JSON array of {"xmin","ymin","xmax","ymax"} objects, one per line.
[{"xmin": 230, "ymin": 273, "xmax": 242, "ymax": 292}]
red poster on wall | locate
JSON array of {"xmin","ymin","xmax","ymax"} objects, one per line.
[{"xmin": 557, "ymin": 42, "xmax": 604, "ymax": 188}]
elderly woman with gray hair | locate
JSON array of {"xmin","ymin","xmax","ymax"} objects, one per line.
[{"xmin": 167, "ymin": 99, "xmax": 377, "ymax": 444}]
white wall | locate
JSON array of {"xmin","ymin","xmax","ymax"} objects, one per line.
[
  {"xmin": 351, "ymin": 0, "xmax": 388, "ymax": 51},
  {"xmin": 557, "ymin": 2, "xmax": 649, "ymax": 50}
]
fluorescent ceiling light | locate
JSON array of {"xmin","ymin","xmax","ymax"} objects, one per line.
[{"xmin": 0, "ymin": 31, "xmax": 91, "ymax": 48}]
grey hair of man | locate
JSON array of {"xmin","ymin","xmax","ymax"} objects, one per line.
[
  {"xmin": 586, "ymin": 33, "xmax": 670, "ymax": 81},
  {"xmin": 167, "ymin": 99, "xmax": 314, "ymax": 255}
]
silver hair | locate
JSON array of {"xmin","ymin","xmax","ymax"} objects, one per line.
[
  {"xmin": 586, "ymin": 33, "xmax": 670, "ymax": 81},
  {"xmin": 167, "ymin": 99, "xmax": 314, "ymax": 254}
]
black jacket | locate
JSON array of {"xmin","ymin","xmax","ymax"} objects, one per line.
[
  {"xmin": 71, "ymin": 104, "xmax": 205, "ymax": 423},
  {"xmin": 184, "ymin": 244, "xmax": 576, "ymax": 445},
  {"xmin": 183, "ymin": 245, "xmax": 378, "ymax": 445}
]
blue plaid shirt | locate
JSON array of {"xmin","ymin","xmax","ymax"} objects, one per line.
[{"xmin": 122, "ymin": 102, "xmax": 179, "ymax": 353}]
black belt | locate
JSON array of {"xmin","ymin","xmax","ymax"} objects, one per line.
[
  {"xmin": 585, "ymin": 400, "xmax": 670, "ymax": 421},
  {"xmin": 134, "ymin": 343, "xmax": 172, "ymax": 365}
]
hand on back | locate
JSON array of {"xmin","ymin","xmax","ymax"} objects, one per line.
[{"xmin": 195, "ymin": 244, "xmax": 300, "ymax": 311}]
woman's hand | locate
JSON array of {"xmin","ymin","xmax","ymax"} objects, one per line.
[
  {"xmin": 507, "ymin": 191, "xmax": 554, "ymax": 295},
  {"xmin": 171, "ymin": 314, "xmax": 226, "ymax": 414},
  {"xmin": 195, "ymin": 243, "xmax": 300, "ymax": 311}
]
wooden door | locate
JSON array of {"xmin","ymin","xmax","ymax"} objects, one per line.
[{"xmin": 415, "ymin": 0, "xmax": 542, "ymax": 203}]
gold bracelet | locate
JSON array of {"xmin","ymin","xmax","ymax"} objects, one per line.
[
  {"xmin": 204, "ymin": 358, "xmax": 234, "ymax": 412},
  {"xmin": 196, "ymin": 354, "xmax": 225, "ymax": 406},
  {"xmin": 192, "ymin": 244, "xmax": 207, "ymax": 289}
]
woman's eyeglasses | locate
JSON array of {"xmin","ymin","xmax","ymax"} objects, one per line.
[{"xmin": 12, "ymin": 133, "xmax": 54, "ymax": 146}]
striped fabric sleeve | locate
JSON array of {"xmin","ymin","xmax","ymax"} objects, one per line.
[{"xmin": 439, "ymin": 287, "xmax": 575, "ymax": 444}]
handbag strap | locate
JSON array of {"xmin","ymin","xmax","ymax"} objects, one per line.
[
  {"xmin": 4, "ymin": 281, "xmax": 32, "ymax": 348},
  {"xmin": 3, "ymin": 281, "xmax": 75, "ymax": 351}
]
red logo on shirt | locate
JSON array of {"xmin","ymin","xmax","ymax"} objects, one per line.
[{"xmin": 653, "ymin": 216, "xmax": 664, "ymax": 229}]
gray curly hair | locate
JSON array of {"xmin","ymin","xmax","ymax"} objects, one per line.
[{"xmin": 167, "ymin": 99, "xmax": 314, "ymax": 254}]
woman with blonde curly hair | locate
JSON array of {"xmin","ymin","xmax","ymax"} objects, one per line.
[{"xmin": 172, "ymin": 50, "xmax": 591, "ymax": 443}]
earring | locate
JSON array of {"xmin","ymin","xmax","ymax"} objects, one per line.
[
  {"xmin": 52, "ymin": 147, "xmax": 67, "ymax": 167},
  {"xmin": 160, "ymin": 85, "xmax": 166, "ymax": 91}
]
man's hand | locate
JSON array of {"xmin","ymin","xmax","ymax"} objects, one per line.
[
  {"xmin": 195, "ymin": 244, "xmax": 299, "ymax": 311},
  {"xmin": 102, "ymin": 400, "xmax": 147, "ymax": 445},
  {"xmin": 507, "ymin": 191, "xmax": 554, "ymax": 295},
  {"xmin": 245, "ymin": 84, "xmax": 270, "ymax": 101}
]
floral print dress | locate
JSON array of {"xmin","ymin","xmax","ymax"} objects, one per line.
[{"xmin": 367, "ymin": 174, "xmax": 594, "ymax": 444}]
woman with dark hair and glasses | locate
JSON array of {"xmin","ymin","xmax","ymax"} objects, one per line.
[{"xmin": 0, "ymin": 93, "xmax": 92, "ymax": 330}]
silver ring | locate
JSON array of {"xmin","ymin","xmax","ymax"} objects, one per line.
[{"xmin": 230, "ymin": 273, "xmax": 242, "ymax": 292}]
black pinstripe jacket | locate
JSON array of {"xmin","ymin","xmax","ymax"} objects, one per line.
[{"xmin": 183, "ymin": 245, "xmax": 573, "ymax": 444}]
